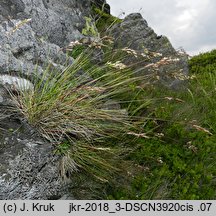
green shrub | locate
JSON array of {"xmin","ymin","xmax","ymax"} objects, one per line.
[
  {"xmin": 189, "ymin": 49, "xmax": 216, "ymax": 73},
  {"xmin": 106, "ymin": 51, "xmax": 216, "ymax": 199}
]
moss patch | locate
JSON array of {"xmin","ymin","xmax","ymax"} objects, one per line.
[{"xmin": 91, "ymin": 7, "xmax": 122, "ymax": 34}]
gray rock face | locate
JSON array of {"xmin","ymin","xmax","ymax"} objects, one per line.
[
  {"xmin": 21, "ymin": 0, "xmax": 88, "ymax": 47},
  {"xmin": 109, "ymin": 13, "xmax": 189, "ymax": 89},
  {"xmin": 110, "ymin": 13, "xmax": 175, "ymax": 54},
  {"xmin": 0, "ymin": 0, "xmax": 96, "ymax": 200},
  {"xmin": 0, "ymin": 0, "xmax": 94, "ymax": 79},
  {"xmin": 0, "ymin": 108, "xmax": 66, "ymax": 199}
]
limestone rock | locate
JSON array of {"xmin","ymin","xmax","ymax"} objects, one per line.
[
  {"xmin": 109, "ymin": 13, "xmax": 189, "ymax": 89},
  {"xmin": 0, "ymin": 0, "xmax": 94, "ymax": 79},
  {"xmin": 0, "ymin": 0, "xmax": 97, "ymax": 200},
  {"xmin": 0, "ymin": 109, "xmax": 67, "ymax": 199}
]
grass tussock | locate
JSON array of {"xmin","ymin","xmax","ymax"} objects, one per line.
[
  {"xmin": 8, "ymin": 28, "xmax": 216, "ymax": 199},
  {"xmin": 11, "ymin": 45, "xmax": 161, "ymax": 182}
]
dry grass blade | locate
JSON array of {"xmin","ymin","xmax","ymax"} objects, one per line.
[{"xmin": 192, "ymin": 124, "xmax": 213, "ymax": 136}]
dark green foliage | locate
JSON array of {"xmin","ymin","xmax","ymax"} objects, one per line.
[
  {"xmin": 189, "ymin": 49, "xmax": 216, "ymax": 73},
  {"xmin": 68, "ymin": 45, "xmax": 86, "ymax": 59},
  {"xmin": 105, "ymin": 50, "xmax": 216, "ymax": 200},
  {"xmin": 66, "ymin": 47, "xmax": 216, "ymax": 200},
  {"xmin": 91, "ymin": 6, "xmax": 122, "ymax": 34}
]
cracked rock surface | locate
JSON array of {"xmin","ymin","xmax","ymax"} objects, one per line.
[
  {"xmin": 109, "ymin": 13, "xmax": 189, "ymax": 89},
  {"xmin": 0, "ymin": 106, "xmax": 67, "ymax": 199},
  {"xmin": 0, "ymin": 0, "xmax": 95, "ymax": 200},
  {"xmin": 0, "ymin": 0, "xmax": 93, "ymax": 78}
]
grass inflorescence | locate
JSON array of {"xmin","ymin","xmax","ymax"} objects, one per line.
[{"xmin": 106, "ymin": 50, "xmax": 216, "ymax": 200}]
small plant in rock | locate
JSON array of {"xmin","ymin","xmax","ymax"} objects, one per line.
[{"xmin": 82, "ymin": 16, "xmax": 99, "ymax": 38}]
